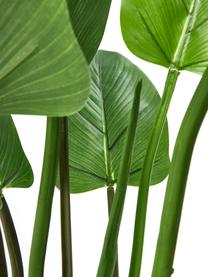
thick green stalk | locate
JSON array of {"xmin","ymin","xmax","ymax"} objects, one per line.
[
  {"xmin": 0, "ymin": 196, "xmax": 23, "ymax": 277},
  {"xmin": 129, "ymin": 67, "xmax": 179, "ymax": 277},
  {"xmin": 59, "ymin": 117, "xmax": 73, "ymax": 277},
  {"xmin": 29, "ymin": 118, "xmax": 60, "ymax": 277},
  {"xmin": 0, "ymin": 226, "xmax": 8, "ymax": 277},
  {"xmin": 152, "ymin": 69, "xmax": 208, "ymax": 277},
  {"xmin": 96, "ymin": 81, "xmax": 142, "ymax": 277},
  {"xmin": 107, "ymin": 186, "xmax": 119, "ymax": 277}
]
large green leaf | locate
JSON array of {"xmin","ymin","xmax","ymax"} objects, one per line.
[
  {"xmin": 68, "ymin": 0, "xmax": 112, "ymax": 63},
  {"xmin": 121, "ymin": 0, "xmax": 208, "ymax": 73},
  {"xmin": 0, "ymin": 116, "xmax": 33, "ymax": 190},
  {"xmin": 68, "ymin": 51, "xmax": 170, "ymax": 193},
  {"xmin": 0, "ymin": 0, "xmax": 90, "ymax": 116}
]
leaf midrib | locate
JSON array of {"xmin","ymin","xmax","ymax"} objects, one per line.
[
  {"xmin": 173, "ymin": 0, "xmax": 199, "ymax": 69},
  {"xmin": 98, "ymin": 69, "xmax": 140, "ymax": 185},
  {"xmin": 98, "ymin": 64, "xmax": 114, "ymax": 185}
]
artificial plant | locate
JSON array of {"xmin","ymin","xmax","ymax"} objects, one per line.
[
  {"xmin": 121, "ymin": 0, "xmax": 208, "ymax": 275},
  {"xmin": 67, "ymin": 50, "xmax": 170, "ymax": 276},
  {"xmin": 68, "ymin": 50, "xmax": 169, "ymax": 194},
  {"xmin": 1, "ymin": 0, "xmax": 90, "ymax": 277},
  {"xmin": 0, "ymin": 0, "xmax": 207, "ymax": 276},
  {"xmin": 58, "ymin": 1, "xmax": 112, "ymax": 276},
  {"xmin": 30, "ymin": 1, "xmax": 112, "ymax": 277}
]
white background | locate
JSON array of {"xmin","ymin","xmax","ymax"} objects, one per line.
[{"xmin": 4, "ymin": 1, "xmax": 208, "ymax": 276}]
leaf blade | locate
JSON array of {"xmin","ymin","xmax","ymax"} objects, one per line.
[
  {"xmin": 0, "ymin": 0, "xmax": 90, "ymax": 116},
  {"xmin": 0, "ymin": 116, "xmax": 33, "ymax": 190},
  {"xmin": 68, "ymin": 51, "xmax": 170, "ymax": 193},
  {"xmin": 121, "ymin": 0, "xmax": 208, "ymax": 73},
  {"xmin": 68, "ymin": 0, "xmax": 112, "ymax": 63}
]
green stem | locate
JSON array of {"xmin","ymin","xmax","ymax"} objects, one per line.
[
  {"xmin": 0, "ymin": 195, "xmax": 23, "ymax": 277},
  {"xmin": 59, "ymin": 117, "xmax": 73, "ymax": 277},
  {"xmin": 96, "ymin": 81, "xmax": 142, "ymax": 277},
  {"xmin": 0, "ymin": 226, "xmax": 8, "ymax": 277},
  {"xmin": 107, "ymin": 186, "xmax": 119, "ymax": 277},
  {"xmin": 107, "ymin": 186, "xmax": 114, "ymax": 215},
  {"xmin": 29, "ymin": 118, "xmax": 60, "ymax": 277},
  {"xmin": 129, "ymin": 67, "xmax": 179, "ymax": 277},
  {"xmin": 152, "ymin": 69, "xmax": 208, "ymax": 277}
]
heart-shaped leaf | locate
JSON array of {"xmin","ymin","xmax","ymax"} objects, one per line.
[
  {"xmin": 68, "ymin": 0, "xmax": 112, "ymax": 63},
  {"xmin": 121, "ymin": 0, "xmax": 208, "ymax": 73},
  {"xmin": 68, "ymin": 51, "xmax": 170, "ymax": 193},
  {"xmin": 0, "ymin": 0, "xmax": 90, "ymax": 116},
  {"xmin": 0, "ymin": 116, "xmax": 33, "ymax": 190}
]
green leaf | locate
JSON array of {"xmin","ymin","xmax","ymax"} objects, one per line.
[
  {"xmin": 0, "ymin": 116, "xmax": 33, "ymax": 190},
  {"xmin": 121, "ymin": 0, "xmax": 208, "ymax": 73},
  {"xmin": 0, "ymin": 0, "xmax": 90, "ymax": 116},
  {"xmin": 68, "ymin": 0, "xmax": 112, "ymax": 63},
  {"xmin": 68, "ymin": 50, "xmax": 170, "ymax": 193}
]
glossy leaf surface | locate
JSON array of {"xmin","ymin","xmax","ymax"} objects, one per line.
[
  {"xmin": 0, "ymin": 0, "xmax": 90, "ymax": 116},
  {"xmin": 68, "ymin": 51, "xmax": 170, "ymax": 193},
  {"xmin": 121, "ymin": 0, "xmax": 208, "ymax": 73},
  {"xmin": 0, "ymin": 116, "xmax": 33, "ymax": 190}
]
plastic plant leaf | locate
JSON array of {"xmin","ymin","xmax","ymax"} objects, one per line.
[
  {"xmin": 68, "ymin": 0, "xmax": 112, "ymax": 63},
  {"xmin": 0, "ymin": 0, "xmax": 90, "ymax": 116},
  {"xmin": 67, "ymin": 51, "xmax": 170, "ymax": 193},
  {"xmin": 121, "ymin": 0, "xmax": 208, "ymax": 73},
  {"xmin": 0, "ymin": 116, "xmax": 33, "ymax": 190}
]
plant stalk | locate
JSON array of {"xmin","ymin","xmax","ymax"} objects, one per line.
[
  {"xmin": 29, "ymin": 118, "xmax": 60, "ymax": 277},
  {"xmin": 96, "ymin": 81, "xmax": 142, "ymax": 277},
  {"xmin": 0, "ymin": 195, "xmax": 23, "ymax": 277},
  {"xmin": 107, "ymin": 186, "xmax": 119, "ymax": 277},
  {"xmin": 152, "ymin": 69, "xmax": 208, "ymax": 277},
  {"xmin": 129, "ymin": 67, "xmax": 179, "ymax": 277},
  {"xmin": 59, "ymin": 117, "xmax": 73, "ymax": 277},
  {"xmin": 0, "ymin": 226, "xmax": 8, "ymax": 277}
]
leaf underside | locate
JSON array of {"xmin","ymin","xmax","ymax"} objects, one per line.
[
  {"xmin": 121, "ymin": 0, "xmax": 208, "ymax": 73},
  {"xmin": 0, "ymin": 116, "xmax": 33, "ymax": 190},
  {"xmin": 68, "ymin": 51, "xmax": 170, "ymax": 193},
  {"xmin": 0, "ymin": 0, "xmax": 90, "ymax": 116}
]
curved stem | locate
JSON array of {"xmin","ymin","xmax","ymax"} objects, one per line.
[
  {"xmin": 129, "ymin": 68, "xmax": 179, "ymax": 277},
  {"xmin": 152, "ymin": 69, "xmax": 208, "ymax": 277},
  {"xmin": 59, "ymin": 117, "xmax": 73, "ymax": 277},
  {"xmin": 0, "ymin": 195, "xmax": 23, "ymax": 277},
  {"xmin": 97, "ymin": 81, "xmax": 142, "ymax": 277},
  {"xmin": 29, "ymin": 118, "xmax": 60, "ymax": 277},
  {"xmin": 0, "ymin": 226, "xmax": 8, "ymax": 277},
  {"xmin": 107, "ymin": 186, "xmax": 119, "ymax": 277}
]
